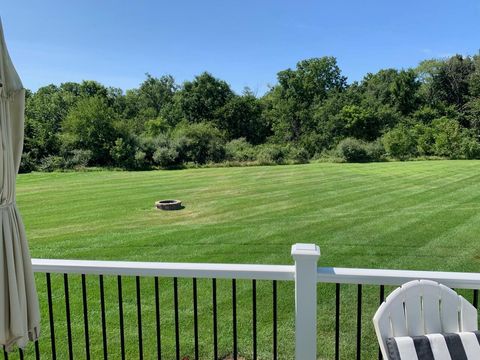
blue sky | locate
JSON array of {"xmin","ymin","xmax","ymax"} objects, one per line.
[{"xmin": 2, "ymin": 1, "xmax": 480, "ymax": 95}]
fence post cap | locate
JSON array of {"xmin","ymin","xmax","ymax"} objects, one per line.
[{"xmin": 291, "ymin": 243, "xmax": 320, "ymax": 258}]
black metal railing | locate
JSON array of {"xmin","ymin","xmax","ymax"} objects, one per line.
[
  {"xmin": 4, "ymin": 273, "xmax": 283, "ymax": 360},
  {"xmin": 6, "ymin": 263, "xmax": 479, "ymax": 360}
]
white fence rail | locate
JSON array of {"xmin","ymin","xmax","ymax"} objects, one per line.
[
  {"xmin": 317, "ymin": 266, "xmax": 480, "ymax": 289},
  {"xmin": 30, "ymin": 243, "xmax": 480, "ymax": 360},
  {"xmin": 31, "ymin": 258, "xmax": 295, "ymax": 281}
]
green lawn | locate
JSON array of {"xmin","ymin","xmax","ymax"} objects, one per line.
[{"xmin": 11, "ymin": 160, "xmax": 480, "ymax": 359}]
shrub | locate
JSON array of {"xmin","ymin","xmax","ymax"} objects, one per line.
[
  {"xmin": 431, "ymin": 117, "xmax": 464, "ymax": 158},
  {"xmin": 153, "ymin": 146, "xmax": 179, "ymax": 167},
  {"xmin": 64, "ymin": 149, "xmax": 92, "ymax": 169},
  {"xmin": 175, "ymin": 123, "xmax": 226, "ymax": 164},
  {"xmin": 364, "ymin": 140, "xmax": 386, "ymax": 162},
  {"xmin": 225, "ymin": 138, "xmax": 256, "ymax": 162},
  {"xmin": 382, "ymin": 119, "xmax": 480, "ymax": 160},
  {"xmin": 336, "ymin": 138, "xmax": 370, "ymax": 162},
  {"xmin": 382, "ymin": 125, "xmax": 417, "ymax": 160},
  {"xmin": 288, "ymin": 146, "xmax": 310, "ymax": 164},
  {"xmin": 414, "ymin": 124, "xmax": 435, "ymax": 156},
  {"xmin": 460, "ymin": 130, "xmax": 480, "ymax": 159},
  {"xmin": 110, "ymin": 137, "xmax": 138, "ymax": 169},
  {"xmin": 19, "ymin": 152, "xmax": 37, "ymax": 173},
  {"xmin": 256, "ymin": 144, "xmax": 288, "ymax": 165},
  {"xmin": 135, "ymin": 135, "xmax": 161, "ymax": 166},
  {"xmin": 39, "ymin": 156, "xmax": 65, "ymax": 172},
  {"xmin": 134, "ymin": 150, "xmax": 147, "ymax": 169}
]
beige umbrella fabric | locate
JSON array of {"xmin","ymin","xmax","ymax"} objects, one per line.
[{"xmin": 0, "ymin": 19, "xmax": 40, "ymax": 351}]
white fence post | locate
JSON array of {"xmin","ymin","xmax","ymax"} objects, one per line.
[{"xmin": 291, "ymin": 243, "xmax": 321, "ymax": 360}]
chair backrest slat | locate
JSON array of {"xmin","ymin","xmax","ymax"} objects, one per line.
[
  {"xmin": 439, "ymin": 285, "xmax": 461, "ymax": 332},
  {"xmin": 461, "ymin": 298, "xmax": 478, "ymax": 331},
  {"xmin": 421, "ymin": 285, "xmax": 442, "ymax": 333},
  {"xmin": 404, "ymin": 283, "xmax": 424, "ymax": 335}
]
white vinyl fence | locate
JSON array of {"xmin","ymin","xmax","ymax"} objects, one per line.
[{"xmin": 26, "ymin": 243, "xmax": 480, "ymax": 360}]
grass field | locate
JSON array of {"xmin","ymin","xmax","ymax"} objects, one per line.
[{"xmin": 11, "ymin": 160, "xmax": 480, "ymax": 359}]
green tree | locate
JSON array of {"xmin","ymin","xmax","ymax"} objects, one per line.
[
  {"xmin": 178, "ymin": 72, "xmax": 234, "ymax": 124},
  {"xmin": 338, "ymin": 104, "xmax": 380, "ymax": 141},
  {"xmin": 430, "ymin": 55, "xmax": 475, "ymax": 108},
  {"xmin": 361, "ymin": 69, "xmax": 420, "ymax": 115},
  {"xmin": 62, "ymin": 97, "xmax": 119, "ymax": 165},
  {"xmin": 121, "ymin": 74, "xmax": 177, "ymax": 132},
  {"xmin": 24, "ymin": 85, "xmax": 70, "ymax": 162},
  {"xmin": 217, "ymin": 88, "xmax": 270, "ymax": 144},
  {"xmin": 138, "ymin": 74, "xmax": 177, "ymax": 117},
  {"xmin": 268, "ymin": 57, "xmax": 347, "ymax": 142}
]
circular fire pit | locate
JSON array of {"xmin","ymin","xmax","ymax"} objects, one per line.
[{"xmin": 155, "ymin": 199, "xmax": 182, "ymax": 211}]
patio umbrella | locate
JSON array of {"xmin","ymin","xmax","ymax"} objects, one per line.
[{"xmin": 0, "ymin": 19, "xmax": 40, "ymax": 351}]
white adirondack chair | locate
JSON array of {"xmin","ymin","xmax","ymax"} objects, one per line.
[{"xmin": 373, "ymin": 279, "xmax": 478, "ymax": 360}]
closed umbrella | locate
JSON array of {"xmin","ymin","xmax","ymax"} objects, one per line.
[{"xmin": 0, "ymin": 19, "xmax": 40, "ymax": 351}]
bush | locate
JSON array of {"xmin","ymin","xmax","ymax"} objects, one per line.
[
  {"xmin": 460, "ymin": 130, "xmax": 480, "ymax": 159},
  {"xmin": 39, "ymin": 156, "xmax": 65, "ymax": 172},
  {"xmin": 175, "ymin": 123, "xmax": 226, "ymax": 164},
  {"xmin": 431, "ymin": 117, "xmax": 464, "ymax": 158},
  {"xmin": 364, "ymin": 140, "xmax": 386, "ymax": 162},
  {"xmin": 153, "ymin": 146, "xmax": 179, "ymax": 167},
  {"xmin": 135, "ymin": 135, "xmax": 162, "ymax": 166},
  {"xmin": 382, "ymin": 125, "xmax": 417, "ymax": 160},
  {"xmin": 110, "ymin": 137, "xmax": 138, "ymax": 169},
  {"xmin": 225, "ymin": 138, "xmax": 256, "ymax": 162},
  {"xmin": 414, "ymin": 124, "xmax": 435, "ymax": 156},
  {"xmin": 336, "ymin": 138, "xmax": 370, "ymax": 162},
  {"xmin": 382, "ymin": 119, "xmax": 480, "ymax": 160},
  {"xmin": 134, "ymin": 150, "xmax": 147, "ymax": 169},
  {"xmin": 288, "ymin": 146, "xmax": 310, "ymax": 164},
  {"xmin": 64, "ymin": 149, "xmax": 92, "ymax": 169},
  {"xmin": 19, "ymin": 152, "xmax": 37, "ymax": 173},
  {"xmin": 256, "ymin": 144, "xmax": 288, "ymax": 165}
]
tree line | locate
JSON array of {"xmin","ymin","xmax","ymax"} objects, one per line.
[{"xmin": 21, "ymin": 53, "xmax": 480, "ymax": 172}]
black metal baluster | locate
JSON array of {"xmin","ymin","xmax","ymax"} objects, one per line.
[
  {"xmin": 117, "ymin": 276, "xmax": 125, "ymax": 360},
  {"xmin": 136, "ymin": 276, "xmax": 143, "ymax": 360},
  {"xmin": 252, "ymin": 280, "xmax": 257, "ymax": 360},
  {"xmin": 193, "ymin": 278, "xmax": 199, "ymax": 360},
  {"xmin": 18, "ymin": 349, "xmax": 23, "ymax": 360},
  {"xmin": 356, "ymin": 284, "xmax": 362, "ymax": 360},
  {"xmin": 212, "ymin": 279, "xmax": 218, "ymax": 360},
  {"xmin": 174, "ymin": 277, "xmax": 180, "ymax": 360},
  {"xmin": 273, "ymin": 280, "xmax": 278, "ymax": 360},
  {"xmin": 474, "ymin": 289, "xmax": 478, "ymax": 309},
  {"xmin": 63, "ymin": 274, "xmax": 73, "ymax": 360},
  {"xmin": 155, "ymin": 277, "xmax": 162, "ymax": 360},
  {"xmin": 335, "ymin": 283, "xmax": 340, "ymax": 360},
  {"xmin": 46, "ymin": 273, "xmax": 56, "ymax": 360},
  {"xmin": 35, "ymin": 340, "xmax": 40, "ymax": 360},
  {"xmin": 232, "ymin": 279, "xmax": 237, "ymax": 360},
  {"xmin": 2, "ymin": 346, "xmax": 7, "ymax": 360},
  {"xmin": 99, "ymin": 275, "xmax": 108, "ymax": 360},
  {"xmin": 379, "ymin": 285, "xmax": 385, "ymax": 360},
  {"xmin": 82, "ymin": 274, "xmax": 90, "ymax": 360}
]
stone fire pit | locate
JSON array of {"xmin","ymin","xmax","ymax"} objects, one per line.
[{"xmin": 155, "ymin": 199, "xmax": 182, "ymax": 210}]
